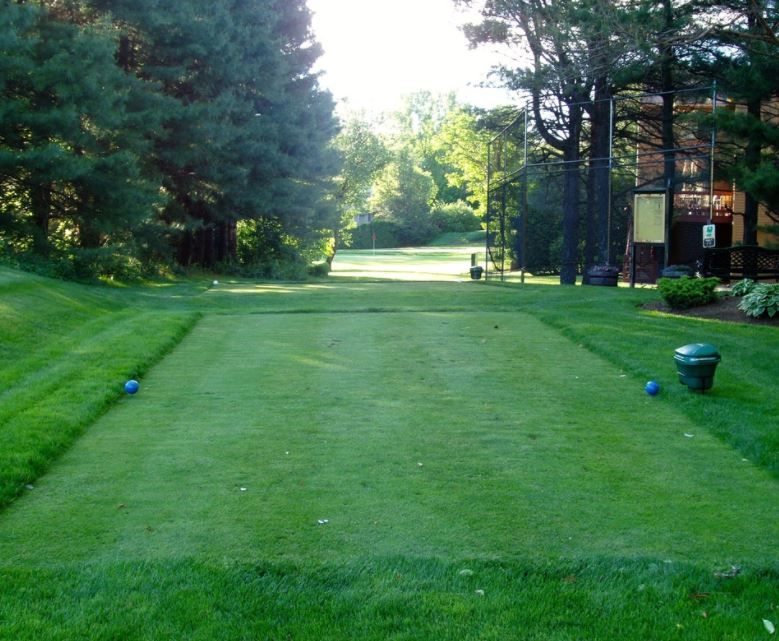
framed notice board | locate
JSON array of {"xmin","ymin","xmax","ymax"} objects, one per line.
[{"xmin": 633, "ymin": 192, "xmax": 666, "ymax": 244}]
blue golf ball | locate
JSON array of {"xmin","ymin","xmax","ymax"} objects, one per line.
[
  {"xmin": 124, "ymin": 379, "xmax": 140, "ymax": 395},
  {"xmin": 645, "ymin": 380, "xmax": 660, "ymax": 396}
]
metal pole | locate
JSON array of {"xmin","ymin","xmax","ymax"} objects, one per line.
[
  {"xmin": 486, "ymin": 140, "xmax": 492, "ymax": 280},
  {"xmin": 607, "ymin": 96, "xmax": 614, "ymax": 265},
  {"xmin": 501, "ymin": 129, "xmax": 508, "ymax": 282},
  {"xmin": 708, "ymin": 81, "xmax": 717, "ymax": 224},
  {"xmin": 521, "ymin": 106, "xmax": 529, "ymax": 284}
]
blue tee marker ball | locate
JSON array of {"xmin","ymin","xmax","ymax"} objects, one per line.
[
  {"xmin": 124, "ymin": 379, "xmax": 140, "ymax": 395},
  {"xmin": 645, "ymin": 380, "xmax": 660, "ymax": 396}
]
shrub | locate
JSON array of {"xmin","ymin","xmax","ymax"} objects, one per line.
[
  {"xmin": 308, "ymin": 262, "xmax": 330, "ymax": 277},
  {"xmin": 349, "ymin": 220, "xmax": 401, "ymax": 249},
  {"xmin": 731, "ymin": 278, "xmax": 757, "ymax": 296},
  {"xmin": 657, "ymin": 276, "xmax": 720, "ymax": 309},
  {"xmin": 429, "ymin": 201, "xmax": 481, "ymax": 233},
  {"xmin": 738, "ymin": 283, "xmax": 779, "ymax": 318}
]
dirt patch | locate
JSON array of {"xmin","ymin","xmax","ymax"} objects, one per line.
[{"xmin": 642, "ymin": 296, "xmax": 779, "ymax": 326}]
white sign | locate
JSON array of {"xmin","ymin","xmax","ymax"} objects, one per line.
[
  {"xmin": 633, "ymin": 193, "xmax": 666, "ymax": 244},
  {"xmin": 703, "ymin": 224, "xmax": 716, "ymax": 248}
]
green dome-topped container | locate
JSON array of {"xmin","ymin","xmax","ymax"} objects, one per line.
[{"xmin": 674, "ymin": 343, "xmax": 721, "ymax": 392}]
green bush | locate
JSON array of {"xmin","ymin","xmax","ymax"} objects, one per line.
[
  {"xmin": 307, "ymin": 262, "xmax": 330, "ymax": 277},
  {"xmin": 429, "ymin": 201, "xmax": 481, "ymax": 233},
  {"xmin": 657, "ymin": 276, "xmax": 720, "ymax": 309},
  {"xmin": 731, "ymin": 278, "xmax": 757, "ymax": 296},
  {"xmin": 738, "ymin": 283, "xmax": 779, "ymax": 318},
  {"xmin": 349, "ymin": 220, "xmax": 401, "ymax": 249}
]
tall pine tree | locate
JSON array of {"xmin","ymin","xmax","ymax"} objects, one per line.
[{"xmin": 0, "ymin": 1, "xmax": 165, "ymax": 274}]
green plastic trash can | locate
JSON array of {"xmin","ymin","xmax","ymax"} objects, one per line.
[
  {"xmin": 470, "ymin": 266, "xmax": 484, "ymax": 280},
  {"xmin": 674, "ymin": 343, "xmax": 721, "ymax": 392}
]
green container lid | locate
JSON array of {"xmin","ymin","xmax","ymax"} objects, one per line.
[{"xmin": 674, "ymin": 343, "xmax": 721, "ymax": 363}]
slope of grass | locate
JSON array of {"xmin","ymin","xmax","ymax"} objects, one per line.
[{"xmin": 0, "ymin": 266, "xmax": 200, "ymax": 508}]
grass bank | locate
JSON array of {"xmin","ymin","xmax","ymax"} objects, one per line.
[{"xmin": 0, "ymin": 266, "xmax": 200, "ymax": 508}]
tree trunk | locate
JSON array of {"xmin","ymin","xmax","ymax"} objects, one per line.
[
  {"xmin": 79, "ymin": 225, "xmax": 101, "ymax": 249},
  {"xmin": 560, "ymin": 105, "xmax": 584, "ymax": 285},
  {"xmin": 593, "ymin": 79, "xmax": 612, "ymax": 265},
  {"xmin": 585, "ymin": 80, "xmax": 612, "ymax": 275},
  {"xmin": 584, "ymin": 152, "xmax": 597, "ymax": 283},
  {"xmin": 117, "ymin": 34, "xmax": 135, "ymax": 71},
  {"xmin": 30, "ymin": 183, "xmax": 51, "ymax": 256},
  {"xmin": 215, "ymin": 220, "xmax": 234, "ymax": 264}
]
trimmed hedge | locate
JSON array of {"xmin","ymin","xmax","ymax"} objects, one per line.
[{"xmin": 657, "ymin": 276, "xmax": 720, "ymax": 309}]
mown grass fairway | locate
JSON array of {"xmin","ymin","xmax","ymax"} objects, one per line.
[
  {"xmin": 1, "ymin": 257, "xmax": 778, "ymax": 640},
  {"xmin": 330, "ymin": 245, "xmax": 486, "ymax": 280}
]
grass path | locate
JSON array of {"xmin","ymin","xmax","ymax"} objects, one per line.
[{"xmin": 2, "ymin": 310, "xmax": 776, "ymax": 568}]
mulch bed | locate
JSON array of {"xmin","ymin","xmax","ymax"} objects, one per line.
[{"xmin": 642, "ymin": 296, "xmax": 779, "ymax": 326}]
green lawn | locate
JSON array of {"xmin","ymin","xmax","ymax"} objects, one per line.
[{"xmin": 1, "ymin": 258, "xmax": 778, "ymax": 640}]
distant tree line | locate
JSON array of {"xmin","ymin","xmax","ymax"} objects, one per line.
[
  {"xmin": 331, "ymin": 94, "xmax": 491, "ymax": 255},
  {"xmin": 0, "ymin": 0, "xmax": 338, "ymax": 279}
]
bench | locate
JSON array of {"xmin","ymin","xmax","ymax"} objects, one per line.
[{"xmin": 702, "ymin": 245, "xmax": 779, "ymax": 282}]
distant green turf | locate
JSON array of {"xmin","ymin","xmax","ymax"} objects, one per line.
[
  {"xmin": 427, "ymin": 229, "xmax": 487, "ymax": 246},
  {"xmin": 1, "ymin": 262, "xmax": 778, "ymax": 640},
  {"xmin": 330, "ymin": 245, "xmax": 485, "ymax": 280}
]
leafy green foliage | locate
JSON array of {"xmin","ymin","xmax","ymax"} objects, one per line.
[
  {"xmin": 349, "ymin": 220, "xmax": 401, "ymax": 250},
  {"xmin": 331, "ymin": 97, "xmax": 493, "ymax": 252},
  {"xmin": 731, "ymin": 278, "xmax": 757, "ymax": 296},
  {"xmin": 369, "ymin": 152, "xmax": 438, "ymax": 245},
  {"xmin": 738, "ymin": 283, "xmax": 779, "ymax": 318},
  {"xmin": 693, "ymin": 1, "xmax": 779, "ymax": 243},
  {"xmin": 436, "ymin": 106, "xmax": 492, "ymax": 217},
  {"xmin": 429, "ymin": 201, "xmax": 481, "ymax": 233},
  {"xmin": 657, "ymin": 276, "xmax": 720, "ymax": 309}
]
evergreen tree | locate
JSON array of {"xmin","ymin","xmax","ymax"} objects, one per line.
[
  {"xmin": 80, "ymin": 0, "xmax": 339, "ymax": 268},
  {"xmin": 700, "ymin": 0, "xmax": 779, "ymax": 243},
  {"xmin": 0, "ymin": 1, "xmax": 165, "ymax": 274}
]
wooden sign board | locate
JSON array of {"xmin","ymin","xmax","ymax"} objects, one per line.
[{"xmin": 633, "ymin": 193, "xmax": 666, "ymax": 244}]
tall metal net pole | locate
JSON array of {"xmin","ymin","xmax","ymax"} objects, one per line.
[
  {"xmin": 607, "ymin": 96, "xmax": 614, "ymax": 265},
  {"xmin": 708, "ymin": 81, "xmax": 717, "ymax": 224},
  {"xmin": 521, "ymin": 107, "xmax": 529, "ymax": 284},
  {"xmin": 485, "ymin": 139, "xmax": 492, "ymax": 278},
  {"xmin": 500, "ymin": 129, "xmax": 508, "ymax": 281}
]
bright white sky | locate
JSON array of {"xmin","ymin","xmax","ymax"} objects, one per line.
[{"xmin": 306, "ymin": 0, "xmax": 516, "ymax": 115}]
